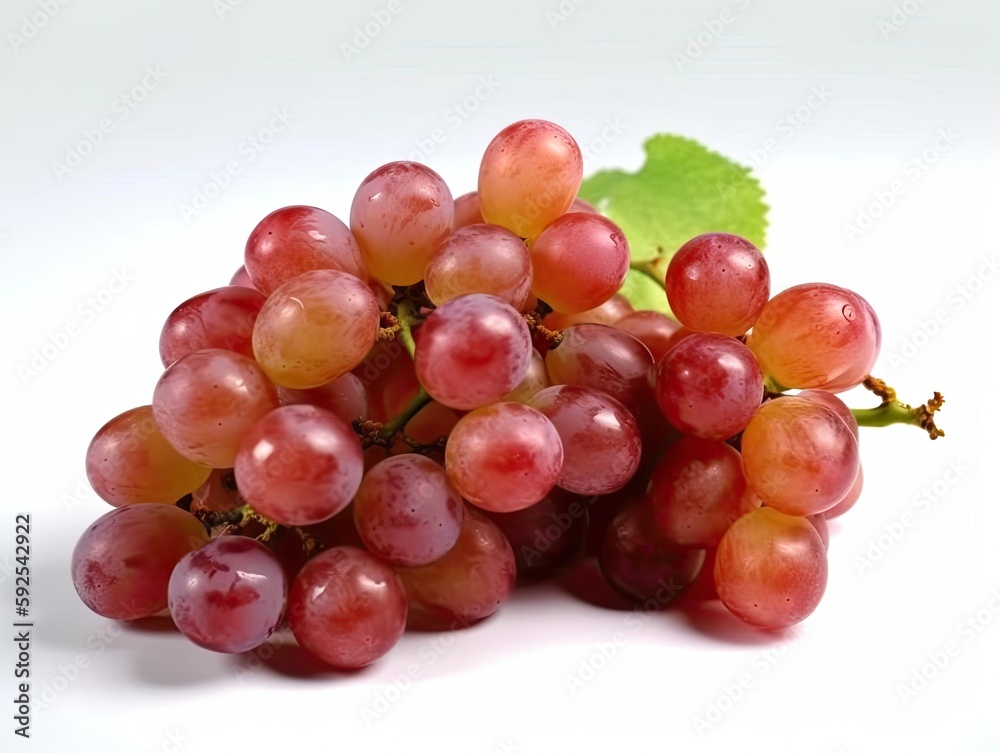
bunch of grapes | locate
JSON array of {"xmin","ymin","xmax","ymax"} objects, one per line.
[{"xmin": 71, "ymin": 119, "xmax": 935, "ymax": 670}]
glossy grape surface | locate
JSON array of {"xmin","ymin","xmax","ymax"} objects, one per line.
[
  {"xmin": 478, "ymin": 120, "xmax": 583, "ymax": 239},
  {"xmin": 715, "ymin": 507, "xmax": 828, "ymax": 629},
  {"xmin": 741, "ymin": 397, "xmax": 860, "ymax": 516},
  {"xmin": 424, "ymin": 224, "xmax": 532, "ymax": 309},
  {"xmin": 445, "ymin": 402, "xmax": 563, "ymax": 512},
  {"xmin": 244, "ymin": 205, "xmax": 367, "ymax": 295},
  {"xmin": 71, "ymin": 504, "xmax": 208, "ymax": 620},
  {"xmin": 159, "ymin": 286, "xmax": 266, "ymax": 367},
  {"xmin": 747, "ymin": 283, "xmax": 881, "ymax": 392},
  {"xmin": 234, "ymin": 405, "xmax": 364, "ymax": 526},
  {"xmin": 168, "ymin": 536, "xmax": 287, "ymax": 653},
  {"xmin": 253, "ymin": 269, "xmax": 380, "ymax": 390},
  {"xmin": 528, "ymin": 385, "xmax": 641, "ymax": 495},
  {"xmin": 353, "ymin": 454, "xmax": 464, "ymax": 566},
  {"xmin": 288, "ymin": 547, "xmax": 407, "ymax": 669},
  {"xmin": 665, "ymin": 233, "xmax": 770, "ymax": 336},
  {"xmin": 654, "ymin": 333, "xmax": 764, "ymax": 440},
  {"xmin": 152, "ymin": 349, "xmax": 279, "ymax": 468},
  {"xmin": 649, "ymin": 437, "xmax": 760, "ymax": 548},
  {"xmin": 396, "ymin": 507, "xmax": 516, "ymax": 630},
  {"xmin": 351, "ymin": 161, "xmax": 454, "ymax": 285},
  {"xmin": 415, "ymin": 294, "xmax": 532, "ymax": 410},
  {"xmin": 86, "ymin": 405, "xmax": 210, "ymax": 506},
  {"xmin": 530, "ymin": 213, "xmax": 630, "ymax": 313}
]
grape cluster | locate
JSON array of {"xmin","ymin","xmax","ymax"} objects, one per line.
[{"xmin": 73, "ymin": 119, "xmax": 881, "ymax": 669}]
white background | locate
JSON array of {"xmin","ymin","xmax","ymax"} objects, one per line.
[{"xmin": 1, "ymin": 1, "xmax": 998, "ymax": 751}]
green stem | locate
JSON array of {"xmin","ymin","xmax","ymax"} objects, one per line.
[
  {"xmin": 851, "ymin": 394, "xmax": 945, "ymax": 439},
  {"xmin": 380, "ymin": 389, "xmax": 432, "ymax": 440},
  {"xmin": 629, "ymin": 253, "xmax": 667, "ymax": 289},
  {"xmin": 396, "ymin": 298, "xmax": 419, "ymax": 360}
]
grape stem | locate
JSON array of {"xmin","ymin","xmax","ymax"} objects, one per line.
[
  {"xmin": 851, "ymin": 376, "xmax": 945, "ymax": 439},
  {"xmin": 524, "ymin": 311, "xmax": 564, "ymax": 348},
  {"xmin": 395, "ymin": 298, "xmax": 420, "ymax": 360},
  {"xmin": 629, "ymin": 251, "xmax": 668, "ymax": 288},
  {"xmin": 353, "ymin": 389, "xmax": 434, "ymax": 449}
]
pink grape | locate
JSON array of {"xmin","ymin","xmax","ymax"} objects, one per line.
[
  {"xmin": 646, "ymin": 436, "xmax": 760, "ymax": 548},
  {"xmin": 396, "ymin": 507, "xmax": 516, "ymax": 630},
  {"xmin": 545, "ymin": 324, "xmax": 655, "ymax": 414},
  {"xmin": 481, "ymin": 489, "xmax": 589, "ymax": 579},
  {"xmin": 452, "ymin": 191, "xmax": 486, "ymax": 230},
  {"xmin": 190, "ymin": 469, "xmax": 242, "ymax": 514},
  {"xmin": 502, "ymin": 348, "xmax": 550, "ymax": 403},
  {"xmin": 824, "ymin": 465, "xmax": 864, "ymax": 519},
  {"xmin": 168, "ymin": 536, "xmax": 287, "ymax": 653},
  {"xmin": 229, "ymin": 265, "xmax": 257, "ymax": 289},
  {"xmin": 530, "ymin": 213, "xmax": 630, "ymax": 313},
  {"xmin": 152, "ymin": 349, "xmax": 279, "ymax": 468},
  {"xmin": 244, "ymin": 205, "xmax": 367, "ymax": 295},
  {"xmin": 252, "ymin": 269, "xmax": 380, "ymax": 390},
  {"xmin": 654, "ymin": 333, "xmax": 764, "ymax": 440},
  {"xmin": 527, "ymin": 385, "xmax": 641, "ymax": 495},
  {"xmin": 542, "ymin": 294, "xmax": 634, "ymax": 330},
  {"xmin": 71, "ymin": 504, "xmax": 208, "ymax": 620},
  {"xmin": 614, "ymin": 311, "xmax": 682, "ymax": 364},
  {"xmin": 277, "ymin": 372, "xmax": 369, "ymax": 427},
  {"xmin": 566, "ymin": 197, "xmax": 597, "ymax": 213},
  {"xmin": 807, "ymin": 514, "xmax": 831, "ymax": 550},
  {"xmin": 445, "ymin": 402, "xmax": 563, "ymax": 512},
  {"xmin": 600, "ymin": 502, "xmax": 705, "ymax": 604},
  {"xmin": 353, "ymin": 454, "xmax": 464, "ymax": 567},
  {"xmin": 159, "ymin": 286, "xmax": 266, "ymax": 367},
  {"xmin": 478, "ymin": 120, "xmax": 583, "ymax": 239},
  {"xmin": 288, "ymin": 546, "xmax": 407, "ymax": 669},
  {"xmin": 350, "ymin": 161, "xmax": 454, "ymax": 285},
  {"xmin": 424, "ymin": 224, "xmax": 532, "ymax": 309},
  {"xmin": 86, "ymin": 405, "xmax": 210, "ymax": 506},
  {"xmin": 415, "ymin": 294, "xmax": 532, "ymax": 410},
  {"xmin": 798, "ymin": 389, "xmax": 860, "ymax": 439},
  {"xmin": 746, "ymin": 283, "xmax": 881, "ymax": 392},
  {"xmin": 234, "ymin": 405, "xmax": 364, "ymax": 526},
  {"xmin": 665, "ymin": 233, "xmax": 770, "ymax": 336},
  {"xmin": 741, "ymin": 396, "xmax": 860, "ymax": 516},
  {"xmin": 715, "ymin": 507, "xmax": 828, "ymax": 629}
]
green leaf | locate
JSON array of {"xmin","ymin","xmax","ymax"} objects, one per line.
[
  {"xmin": 617, "ymin": 269, "xmax": 671, "ymax": 315},
  {"xmin": 579, "ymin": 134, "xmax": 769, "ymax": 270}
]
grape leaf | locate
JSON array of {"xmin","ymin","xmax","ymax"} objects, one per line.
[{"xmin": 579, "ymin": 134, "xmax": 768, "ymax": 313}]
